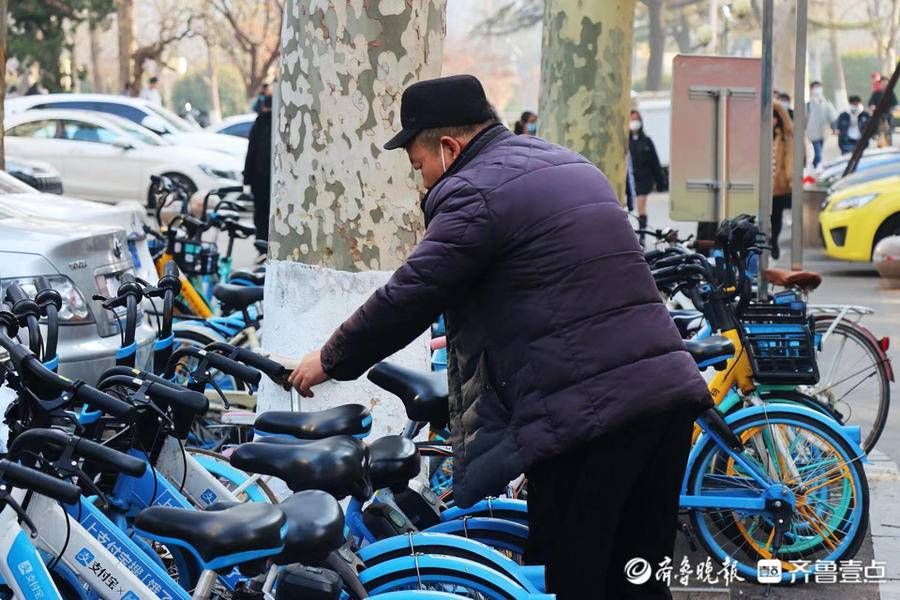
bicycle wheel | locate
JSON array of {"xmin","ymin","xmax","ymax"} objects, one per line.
[
  {"xmin": 808, "ymin": 318, "xmax": 890, "ymax": 453},
  {"xmin": 688, "ymin": 408, "xmax": 869, "ymax": 582},
  {"xmin": 187, "ymin": 447, "xmax": 280, "ymax": 504},
  {"xmin": 359, "ymin": 554, "xmax": 537, "ymax": 599}
]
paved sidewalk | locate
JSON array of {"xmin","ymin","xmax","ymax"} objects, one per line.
[{"xmin": 644, "ymin": 193, "xmax": 900, "ymax": 600}]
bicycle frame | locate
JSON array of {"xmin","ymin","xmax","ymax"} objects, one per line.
[
  {"xmin": 155, "ymin": 254, "xmax": 213, "ymax": 319},
  {"xmin": 14, "ymin": 490, "xmax": 166, "ymax": 599},
  {"xmin": 0, "ymin": 504, "xmax": 61, "ymax": 599}
]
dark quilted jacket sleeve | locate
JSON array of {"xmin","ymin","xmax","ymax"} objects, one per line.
[{"xmin": 320, "ymin": 182, "xmax": 494, "ymax": 380}]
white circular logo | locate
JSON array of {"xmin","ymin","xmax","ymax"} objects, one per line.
[{"xmin": 624, "ymin": 557, "xmax": 652, "ymax": 585}]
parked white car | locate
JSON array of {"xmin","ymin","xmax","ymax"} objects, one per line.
[
  {"xmin": 6, "ymin": 94, "xmax": 247, "ymax": 157},
  {"xmin": 0, "ymin": 170, "xmax": 157, "ymax": 285},
  {"xmin": 4, "ymin": 109, "xmax": 244, "ymax": 204},
  {"xmin": 208, "ymin": 113, "xmax": 257, "ymax": 139}
]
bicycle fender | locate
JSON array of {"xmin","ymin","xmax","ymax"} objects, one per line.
[
  {"xmin": 172, "ymin": 320, "xmax": 229, "ymax": 342},
  {"xmin": 686, "ymin": 403, "xmax": 866, "ymax": 492},
  {"xmin": 815, "ymin": 316, "xmax": 894, "ymax": 382}
]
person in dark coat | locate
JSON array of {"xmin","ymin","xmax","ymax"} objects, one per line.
[
  {"xmin": 835, "ymin": 95, "xmax": 871, "ymax": 155},
  {"xmin": 287, "ymin": 75, "xmax": 711, "ymax": 599},
  {"xmin": 628, "ymin": 109, "xmax": 667, "ymax": 240},
  {"xmin": 243, "ymin": 95, "xmax": 272, "ymax": 245}
]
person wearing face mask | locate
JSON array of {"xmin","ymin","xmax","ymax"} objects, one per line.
[
  {"xmin": 628, "ymin": 109, "xmax": 667, "ymax": 240},
  {"xmin": 868, "ymin": 76, "xmax": 898, "ymax": 146},
  {"xmin": 287, "ymin": 74, "xmax": 710, "ymax": 600},
  {"xmin": 806, "ymin": 81, "xmax": 838, "ymax": 169},
  {"xmin": 835, "ymin": 95, "xmax": 871, "ymax": 155},
  {"xmin": 514, "ymin": 110, "xmax": 538, "ymax": 135}
]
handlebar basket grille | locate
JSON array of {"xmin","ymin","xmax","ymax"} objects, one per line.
[
  {"xmin": 173, "ymin": 240, "xmax": 219, "ymax": 276},
  {"xmin": 740, "ymin": 301, "xmax": 819, "ymax": 385}
]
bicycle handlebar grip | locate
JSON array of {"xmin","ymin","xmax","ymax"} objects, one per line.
[
  {"xmin": 75, "ymin": 438, "xmax": 146, "ymax": 477},
  {"xmin": 0, "ymin": 460, "xmax": 81, "ymax": 505},
  {"xmin": 203, "ymin": 351, "xmax": 262, "ymax": 387},
  {"xmin": 73, "ymin": 382, "xmax": 135, "ymax": 420},
  {"xmin": 5, "ymin": 282, "xmax": 28, "ymax": 303},
  {"xmin": 164, "ymin": 261, "xmax": 179, "ymax": 279},
  {"xmin": 216, "ymin": 345, "xmax": 287, "ymax": 385},
  {"xmin": 148, "ymin": 382, "xmax": 209, "ymax": 416}
]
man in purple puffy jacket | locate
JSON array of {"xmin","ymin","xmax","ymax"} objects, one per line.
[{"xmin": 289, "ymin": 74, "xmax": 711, "ymax": 598}]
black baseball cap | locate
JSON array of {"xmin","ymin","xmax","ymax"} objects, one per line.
[{"xmin": 384, "ymin": 74, "xmax": 495, "ymax": 150}]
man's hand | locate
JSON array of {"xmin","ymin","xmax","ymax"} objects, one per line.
[{"xmin": 287, "ymin": 349, "xmax": 330, "ymax": 397}]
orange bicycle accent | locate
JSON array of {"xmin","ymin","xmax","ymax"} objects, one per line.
[{"xmin": 155, "ymin": 254, "xmax": 213, "ymax": 319}]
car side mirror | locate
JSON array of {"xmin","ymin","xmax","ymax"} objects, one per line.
[
  {"xmin": 140, "ymin": 115, "xmax": 168, "ymax": 135},
  {"xmin": 113, "ymin": 139, "xmax": 135, "ymax": 151}
]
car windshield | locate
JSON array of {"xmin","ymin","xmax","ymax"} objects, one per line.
[
  {"xmin": 145, "ymin": 104, "xmax": 199, "ymax": 133},
  {"xmin": 116, "ymin": 119, "xmax": 167, "ymax": 146},
  {"xmin": 0, "ymin": 171, "xmax": 35, "ymax": 194}
]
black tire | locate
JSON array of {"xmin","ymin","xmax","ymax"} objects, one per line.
[
  {"xmin": 872, "ymin": 213, "xmax": 900, "ymax": 257},
  {"xmin": 147, "ymin": 172, "xmax": 197, "ymax": 209},
  {"xmin": 812, "ymin": 318, "xmax": 890, "ymax": 453}
]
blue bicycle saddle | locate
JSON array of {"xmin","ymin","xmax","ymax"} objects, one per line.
[{"xmin": 134, "ymin": 502, "xmax": 286, "ymax": 569}]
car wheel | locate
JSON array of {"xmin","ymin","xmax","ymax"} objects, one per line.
[
  {"xmin": 147, "ymin": 172, "xmax": 197, "ymax": 210},
  {"xmin": 873, "ymin": 213, "xmax": 900, "ymax": 258}
]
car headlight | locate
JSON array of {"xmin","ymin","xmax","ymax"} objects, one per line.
[
  {"xmin": 831, "ymin": 193, "xmax": 878, "ymax": 211},
  {"xmin": 199, "ymin": 164, "xmax": 241, "ymax": 181},
  {"xmin": 0, "ymin": 276, "xmax": 92, "ymax": 323}
]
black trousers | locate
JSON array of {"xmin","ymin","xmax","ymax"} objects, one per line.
[
  {"xmin": 251, "ymin": 184, "xmax": 271, "ymax": 244},
  {"xmin": 525, "ymin": 408, "xmax": 695, "ymax": 599}
]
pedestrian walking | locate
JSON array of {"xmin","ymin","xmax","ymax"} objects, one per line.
[
  {"xmin": 287, "ymin": 74, "xmax": 711, "ymax": 599},
  {"xmin": 771, "ymin": 101, "xmax": 793, "ymax": 260},
  {"xmin": 835, "ymin": 95, "xmax": 870, "ymax": 155},
  {"xmin": 777, "ymin": 91, "xmax": 794, "ymax": 120},
  {"xmin": 243, "ymin": 95, "xmax": 273, "ymax": 245},
  {"xmin": 868, "ymin": 75, "xmax": 898, "ymax": 146},
  {"xmin": 806, "ymin": 81, "xmax": 837, "ymax": 169},
  {"xmin": 628, "ymin": 109, "xmax": 667, "ymax": 240},
  {"xmin": 140, "ymin": 77, "xmax": 162, "ymax": 105},
  {"xmin": 513, "ymin": 110, "xmax": 537, "ymax": 135},
  {"xmin": 252, "ymin": 83, "xmax": 271, "ymax": 114}
]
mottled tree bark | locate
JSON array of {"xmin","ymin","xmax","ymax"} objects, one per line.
[
  {"xmin": 271, "ymin": 0, "xmax": 446, "ymax": 270},
  {"xmin": 117, "ymin": 0, "xmax": 135, "ymax": 94},
  {"xmin": 827, "ymin": 0, "xmax": 847, "ymax": 108},
  {"xmin": 0, "ymin": 0, "xmax": 6, "ymax": 171},
  {"xmin": 538, "ymin": 0, "xmax": 637, "ymax": 202},
  {"xmin": 261, "ymin": 0, "xmax": 446, "ymax": 427},
  {"xmin": 645, "ymin": 0, "xmax": 666, "ymax": 91}
]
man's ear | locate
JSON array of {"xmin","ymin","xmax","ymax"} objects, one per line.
[{"xmin": 440, "ymin": 135, "xmax": 464, "ymax": 158}]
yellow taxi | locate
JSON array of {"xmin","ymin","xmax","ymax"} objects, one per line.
[{"xmin": 819, "ymin": 176, "xmax": 900, "ymax": 261}]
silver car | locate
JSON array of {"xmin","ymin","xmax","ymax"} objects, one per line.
[{"xmin": 0, "ymin": 216, "xmax": 154, "ymax": 384}]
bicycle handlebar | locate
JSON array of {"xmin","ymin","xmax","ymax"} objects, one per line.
[
  {"xmin": 8, "ymin": 429, "xmax": 146, "ymax": 478},
  {"xmin": 205, "ymin": 342, "xmax": 289, "ymax": 387},
  {"xmin": 0, "ymin": 460, "xmax": 81, "ymax": 505},
  {"xmin": 163, "ymin": 346, "xmax": 262, "ymax": 387},
  {"xmin": 98, "ymin": 374, "xmax": 209, "ymax": 416},
  {"xmin": 0, "ymin": 326, "xmax": 135, "ymax": 420}
]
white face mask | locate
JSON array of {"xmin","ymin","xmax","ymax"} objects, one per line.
[
  {"xmin": 440, "ymin": 146, "xmax": 447, "ymax": 173},
  {"xmin": 811, "ymin": 87, "xmax": 823, "ymax": 99},
  {"xmin": 850, "ymin": 104, "xmax": 861, "ymax": 114},
  {"xmin": 629, "ymin": 120, "xmax": 642, "ymax": 132}
]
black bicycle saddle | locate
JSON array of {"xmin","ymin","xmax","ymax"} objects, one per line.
[
  {"xmin": 367, "ymin": 362, "xmax": 449, "ymax": 428},
  {"xmin": 230, "ymin": 436, "xmax": 373, "ymax": 500}
]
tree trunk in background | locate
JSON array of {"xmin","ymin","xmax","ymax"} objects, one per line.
[
  {"xmin": 707, "ymin": 0, "xmax": 718, "ymax": 52},
  {"xmin": 828, "ymin": 0, "xmax": 847, "ymax": 109},
  {"xmin": 539, "ymin": 0, "xmax": 637, "ymax": 202},
  {"xmin": 885, "ymin": 0, "xmax": 899, "ymax": 73},
  {"xmin": 772, "ymin": 0, "xmax": 796, "ymax": 97},
  {"xmin": 260, "ymin": 1, "xmax": 446, "ymax": 433},
  {"xmin": 206, "ymin": 42, "xmax": 222, "ymax": 125},
  {"xmin": 646, "ymin": 0, "xmax": 666, "ymax": 91},
  {"xmin": 89, "ymin": 16, "xmax": 105, "ymax": 93},
  {"xmin": 117, "ymin": 0, "xmax": 135, "ymax": 94},
  {"xmin": 0, "ymin": 0, "xmax": 7, "ymax": 171}
]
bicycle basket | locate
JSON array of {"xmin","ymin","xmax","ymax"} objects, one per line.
[
  {"xmin": 741, "ymin": 302, "xmax": 819, "ymax": 385},
  {"xmin": 173, "ymin": 239, "xmax": 219, "ymax": 276}
]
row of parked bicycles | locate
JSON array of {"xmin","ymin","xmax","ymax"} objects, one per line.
[{"xmin": 0, "ymin": 174, "xmax": 889, "ymax": 597}]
